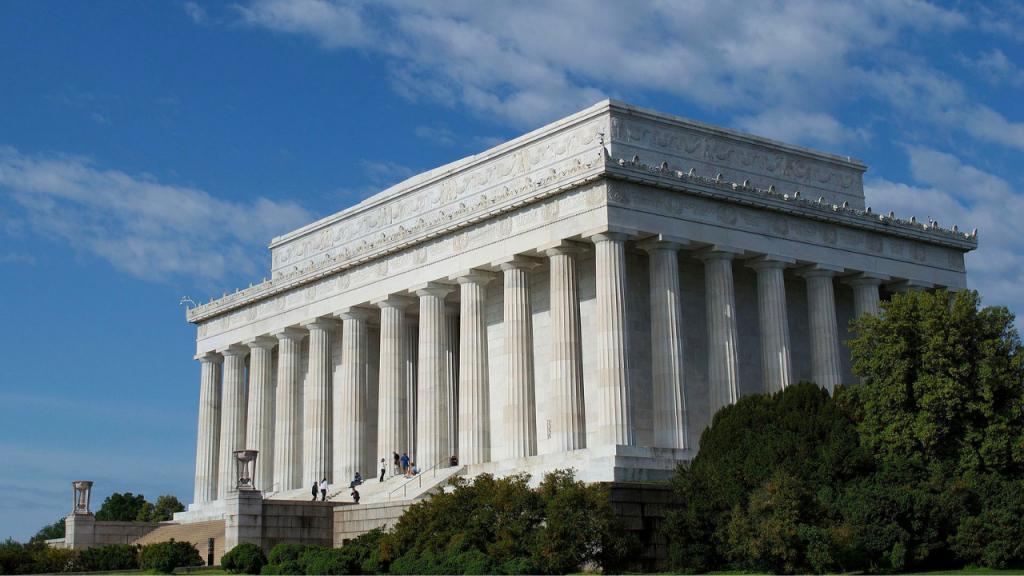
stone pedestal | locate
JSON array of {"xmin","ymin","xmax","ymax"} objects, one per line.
[
  {"xmin": 224, "ymin": 489, "xmax": 264, "ymax": 554},
  {"xmin": 64, "ymin": 512, "xmax": 96, "ymax": 551}
]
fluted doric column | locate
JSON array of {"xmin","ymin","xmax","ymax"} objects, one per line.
[
  {"xmin": 592, "ymin": 232, "xmax": 635, "ymax": 446},
  {"xmin": 218, "ymin": 345, "xmax": 248, "ymax": 499},
  {"xmin": 375, "ymin": 297, "xmax": 414, "ymax": 463},
  {"xmin": 639, "ymin": 237, "xmax": 689, "ymax": 449},
  {"xmin": 417, "ymin": 283, "xmax": 453, "ymax": 468},
  {"xmin": 697, "ymin": 246, "xmax": 743, "ymax": 416},
  {"xmin": 844, "ymin": 272, "xmax": 889, "ymax": 319},
  {"xmin": 746, "ymin": 255, "xmax": 795, "ymax": 394},
  {"xmin": 455, "ymin": 270, "xmax": 497, "ymax": 464},
  {"xmin": 245, "ymin": 337, "xmax": 276, "ymax": 493},
  {"xmin": 497, "ymin": 255, "xmax": 541, "ymax": 458},
  {"xmin": 405, "ymin": 317, "xmax": 418, "ymax": 463},
  {"xmin": 193, "ymin": 352, "xmax": 222, "ymax": 504},
  {"xmin": 797, "ymin": 264, "xmax": 844, "ymax": 392},
  {"xmin": 302, "ymin": 318, "xmax": 336, "ymax": 484},
  {"xmin": 444, "ymin": 304, "xmax": 460, "ymax": 458},
  {"xmin": 331, "ymin": 309, "xmax": 369, "ymax": 485},
  {"xmin": 544, "ymin": 242, "xmax": 588, "ymax": 452},
  {"xmin": 272, "ymin": 328, "xmax": 304, "ymax": 492}
]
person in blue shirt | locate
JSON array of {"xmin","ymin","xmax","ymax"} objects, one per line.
[{"xmin": 400, "ymin": 453, "xmax": 410, "ymax": 472}]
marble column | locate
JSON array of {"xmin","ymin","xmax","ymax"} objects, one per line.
[
  {"xmin": 272, "ymin": 328, "xmax": 304, "ymax": 492},
  {"xmin": 746, "ymin": 255, "xmax": 795, "ymax": 394},
  {"xmin": 498, "ymin": 256, "xmax": 541, "ymax": 458},
  {"xmin": 375, "ymin": 297, "xmax": 413, "ymax": 465},
  {"xmin": 193, "ymin": 352, "xmax": 222, "ymax": 504},
  {"xmin": 797, "ymin": 264, "xmax": 844, "ymax": 392},
  {"xmin": 444, "ymin": 304, "xmax": 460, "ymax": 459},
  {"xmin": 302, "ymin": 318, "xmax": 335, "ymax": 485},
  {"xmin": 405, "ymin": 318, "xmax": 418, "ymax": 463},
  {"xmin": 245, "ymin": 337, "xmax": 276, "ymax": 493},
  {"xmin": 218, "ymin": 345, "xmax": 248, "ymax": 499},
  {"xmin": 843, "ymin": 272, "xmax": 889, "ymax": 319},
  {"xmin": 639, "ymin": 237, "xmax": 689, "ymax": 449},
  {"xmin": 593, "ymin": 233, "xmax": 635, "ymax": 446},
  {"xmin": 455, "ymin": 270, "xmax": 496, "ymax": 464},
  {"xmin": 544, "ymin": 242, "xmax": 588, "ymax": 452},
  {"xmin": 333, "ymin": 309, "xmax": 370, "ymax": 485},
  {"xmin": 417, "ymin": 283, "xmax": 453, "ymax": 468},
  {"xmin": 697, "ymin": 246, "xmax": 743, "ymax": 416}
]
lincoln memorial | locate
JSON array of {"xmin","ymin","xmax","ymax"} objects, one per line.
[{"xmin": 181, "ymin": 100, "xmax": 976, "ymax": 514}]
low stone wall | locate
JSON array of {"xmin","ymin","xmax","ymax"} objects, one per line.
[
  {"xmin": 606, "ymin": 482, "xmax": 679, "ymax": 572},
  {"xmin": 261, "ymin": 500, "xmax": 336, "ymax": 551},
  {"xmin": 333, "ymin": 502, "xmax": 412, "ymax": 546},
  {"xmin": 64, "ymin": 513, "xmax": 164, "ymax": 550}
]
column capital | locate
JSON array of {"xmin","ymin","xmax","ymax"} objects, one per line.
[
  {"xmin": 795, "ymin": 263, "xmax": 845, "ymax": 279},
  {"xmin": 244, "ymin": 336, "xmax": 278, "ymax": 350},
  {"xmin": 694, "ymin": 245, "xmax": 744, "ymax": 262},
  {"xmin": 637, "ymin": 234, "xmax": 690, "ymax": 253},
  {"xmin": 218, "ymin": 344, "xmax": 249, "ymax": 358},
  {"xmin": 334, "ymin": 307, "xmax": 375, "ymax": 321},
  {"xmin": 413, "ymin": 281, "xmax": 454, "ymax": 299},
  {"xmin": 451, "ymin": 269, "xmax": 498, "ymax": 285},
  {"xmin": 842, "ymin": 271, "xmax": 890, "ymax": 287},
  {"xmin": 493, "ymin": 255, "xmax": 542, "ymax": 271},
  {"xmin": 887, "ymin": 279, "xmax": 934, "ymax": 293},
  {"xmin": 371, "ymin": 295, "xmax": 416, "ymax": 310},
  {"xmin": 272, "ymin": 327, "xmax": 307, "ymax": 342},
  {"xmin": 539, "ymin": 239, "xmax": 588, "ymax": 256},
  {"xmin": 195, "ymin": 351, "xmax": 223, "ymax": 364},
  {"xmin": 745, "ymin": 254, "xmax": 796, "ymax": 271},
  {"xmin": 301, "ymin": 317, "xmax": 339, "ymax": 331},
  {"xmin": 581, "ymin": 225, "xmax": 637, "ymax": 243}
]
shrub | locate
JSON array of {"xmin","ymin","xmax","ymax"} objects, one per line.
[
  {"xmin": 267, "ymin": 542, "xmax": 318, "ymax": 566},
  {"xmin": 0, "ymin": 539, "xmax": 33, "ymax": 575},
  {"xmin": 78, "ymin": 543, "xmax": 139, "ymax": 571},
  {"xmin": 139, "ymin": 539, "xmax": 203, "ymax": 574},
  {"xmin": 222, "ymin": 542, "xmax": 268, "ymax": 574}
]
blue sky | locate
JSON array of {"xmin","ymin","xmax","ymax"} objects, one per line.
[{"xmin": 1, "ymin": 0, "xmax": 1022, "ymax": 541}]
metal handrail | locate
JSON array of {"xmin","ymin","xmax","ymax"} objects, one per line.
[{"xmin": 387, "ymin": 456, "xmax": 452, "ymax": 501}]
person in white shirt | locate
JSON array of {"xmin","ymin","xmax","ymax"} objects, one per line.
[{"xmin": 319, "ymin": 478, "xmax": 328, "ymax": 501}]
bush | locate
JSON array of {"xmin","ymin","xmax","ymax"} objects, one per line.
[
  {"xmin": 222, "ymin": 542, "xmax": 268, "ymax": 574},
  {"xmin": 0, "ymin": 539, "xmax": 34, "ymax": 575},
  {"xmin": 78, "ymin": 543, "xmax": 139, "ymax": 571},
  {"xmin": 139, "ymin": 539, "xmax": 203, "ymax": 574},
  {"xmin": 267, "ymin": 542, "xmax": 317, "ymax": 566}
]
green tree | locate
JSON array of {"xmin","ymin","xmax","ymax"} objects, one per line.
[
  {"xmin": 136, "ymin": 495, "xmax": 186, "ymax": 522},
  {"xmin": 94, "ymin": 492, "xmax": 147, "ymax": 522},
  {"xmin": 664, "ymin": 382, "xmax": 866, "ymax": 574},
  {"xmin": 26, "ymin": 518, "xmax": 66, "ymax": 548},
  {"xmin": 845, "ymin": 289, "xmax": 1024, "ymax": 475}
]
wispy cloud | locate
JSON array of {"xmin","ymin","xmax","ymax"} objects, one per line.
[
  {"xmin": 734, "ymin": 109, "xmax": 870, "ymax": 150},
  {"xmin": 0, "ymin": 146, "xmax": 316, "ymax": 284},
  {"xmin": 866, "ymin": 146, "xmax": 1024, "ymax": 313}
]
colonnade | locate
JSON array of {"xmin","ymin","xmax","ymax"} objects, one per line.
[{"xmin": 193, "ymin": 234, "xmax": 897, "ymax": 505}]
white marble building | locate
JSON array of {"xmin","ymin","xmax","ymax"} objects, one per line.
[{"xmin": 183, "ymin": 101, "xmax": 976, "ymax": 510}]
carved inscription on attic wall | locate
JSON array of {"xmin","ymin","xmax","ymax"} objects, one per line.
[
  {"xmin": 609, "ymin": 116, "xmax": 866, "ymax": 209},
  {"xmin": 269, "ymin": 120, "xmax": 607, "ymax": 278}
]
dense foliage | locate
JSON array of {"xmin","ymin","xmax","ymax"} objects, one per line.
[
  {"xmin": 94, "ymin": 492, "xmax": 148, "ymax": 522},
  {"xmin": 136, "ymin": 495, "xmax": 186, "ymax": 523},
  {"xmin": 259, "ymin": 469, "xmax": 634, "ymax": 575},
  {"xmin": 0, "ymin": 538, "xmax": 80, "ymax": 575},
  {"xmin": 138, "ymin": 539, "xmax": 204, "ymax": 574},
  {"xmin": 77, "ymin": 543, "xmax": 140, "ymax": 571},
  {"xmin": 223, "ymin": 542, "xmax": 268, "ymax": 574},
  {"xmin": 664, "ymin": 289, "xmax": 1024, "ymax": 574}
]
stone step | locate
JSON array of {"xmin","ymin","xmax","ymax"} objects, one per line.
[{"xmin": 131, "ymin": 519, "xmax": 226, "ymax": 566}]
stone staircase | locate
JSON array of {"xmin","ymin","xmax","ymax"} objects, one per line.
[
  {"xmin": 131, "ymin": 519, "xmax": 226, "ymax": 566},
  {"xmin": 267, "ymin": 463, "xmax": 464, "ymax": 505}
]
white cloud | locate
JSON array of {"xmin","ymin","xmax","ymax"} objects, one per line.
[
  {"xmin": 866, "ymin": 146, "xmax": 1024, "ymax": 313},
  {"xmin": 0, "ymin": 146, "xmax": 315, "ymax": 283},
  {"xmin": 225, "ymin": 0, "xmax": 966, "ymax": 129},
  {"xmin": 414, "ymin": 125, "xmax": 456, "ymax": 147},
  {"xmin": 962, "ymin": 49, "xmax": 1024, "ymax": 86},
  {"xmin": 183, "ymin": 1, "xmax": 209, "ymax": 24}
]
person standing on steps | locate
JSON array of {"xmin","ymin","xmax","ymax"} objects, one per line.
[
  {"xmin": 400, "ymin": 452, "xmax": 410, "ymax": 474},
  {"xmin": 393, "ymin": 451, "xmax": 400, "ymax": 476},
  {"xmin": 379, "ymin": 458, "xmax": 386, "ymax": 482},
  {"xmin": 319, "ymin": 477, "xmax": 328, "ymax": 502},
  {"xmin": 310, "ymin": 481, "xmax": 318, "ymax": 501},
  {"xmin": 351, "ymin": 488, "xmax": 360, "ymax": 504}
]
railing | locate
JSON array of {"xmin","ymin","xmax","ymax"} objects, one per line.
[{"xmin": 387, "ymin": 457, "xmax": 455, "ymax": 501}]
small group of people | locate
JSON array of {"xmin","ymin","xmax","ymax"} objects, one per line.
[
  {"xmin": 309, "ymin": 474, "xmax": 362, "ymax": 504},
  {"xmin": 384, "ymin": 451, "xmax": 418, "ymax": 477}
]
